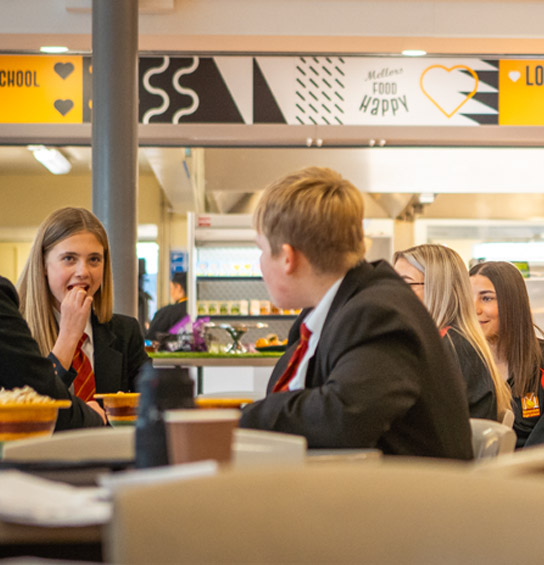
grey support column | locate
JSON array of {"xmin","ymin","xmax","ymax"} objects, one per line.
[{"xmin": 92, "ymin": 0, "xmax": 139, "ymax": 317}]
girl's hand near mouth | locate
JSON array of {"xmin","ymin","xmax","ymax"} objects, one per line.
[{"xmin": 52, "ymin": 287, "xmax": 94, "ymax": 371}]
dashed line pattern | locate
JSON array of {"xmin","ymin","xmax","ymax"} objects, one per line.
[{"xmin": 295, "ymin": 57, "xmax": 346, "ymax": 125}]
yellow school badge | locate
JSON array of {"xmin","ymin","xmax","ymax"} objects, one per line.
[{"xmin": 521, "ymin": 393, "xmax": 541, "ymax": 418}]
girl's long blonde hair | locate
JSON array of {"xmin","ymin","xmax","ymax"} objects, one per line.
[
  {"xmin": 18, "ymin": 207, "xmax": 114, "ymax": 356},
  {"xmin": 393, "ymin": 244, "xmax": 512, "ymax": 419}
]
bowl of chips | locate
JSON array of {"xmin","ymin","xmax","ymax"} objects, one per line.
[
  {"xmin": 94, "ymin": 392, "xmax": 140, "ymax": 426},
  {"xmin": 0, "ymin": 386, "xmax": 71, "ymax": 443}
]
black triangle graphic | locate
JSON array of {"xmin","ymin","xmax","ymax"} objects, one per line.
[
  {"xmin": 253, "ymin": 59, "xmax": 286, "ymax": 124},
  {"xmin": 482, "ymin": 59, "xmax": 500, "ymax": 70},
  {"xmin": 459, "ymin": 113, "xmax": 499, "ymax": 125},
  {"xmin": 176, "ymin": 58, "xmax": 244, "ymax": 123},
  {"xmin": 460, "ymin": 91, "xmax": 499, "ymax": 111},
  {"xmin": 461, "ymin": 69, "xmax": 499, "ymax": 90}
]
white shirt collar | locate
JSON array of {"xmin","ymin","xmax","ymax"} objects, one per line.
[
  {"xmin": 303, "ymin": 278, "xmax": 343, "ymax": 336},
  {"xmin": 287, "ymin": 277, "xmax": 343, "ymax": 391}
]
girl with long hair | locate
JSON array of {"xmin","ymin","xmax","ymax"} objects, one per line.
[
  {"xmin": 18, "ymin": 207, "xmax": 148, "ymax": 402},
  {"xmin": 393, "ymin": 244, "xmax": 512, "ymax": 421},
  {"xmin": 470, "ymin": 261, "xmax": 544, "ymax": 447}
]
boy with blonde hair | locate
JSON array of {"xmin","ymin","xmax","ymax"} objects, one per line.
[{"xmin": 240, "ymin": 167, "xmax": 473, "ymax": 459}]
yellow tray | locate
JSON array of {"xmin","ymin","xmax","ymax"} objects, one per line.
[
  {"xmin": 93, "ymin": 393, "xmax": 140, "ymax": 400},
  {"xmin": 194, "ymin": 397, "xmax": 254, "ymax": 409}
]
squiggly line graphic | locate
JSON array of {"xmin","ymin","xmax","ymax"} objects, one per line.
[
  {"xmin": 172, "ymin": 57, "xmax": 200, "ymax": 124},
  {"xmin": 142, "ymin": 56, "xmax": 170, "ymax": 124}
]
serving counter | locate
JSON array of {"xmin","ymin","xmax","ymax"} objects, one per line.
[{"xmin": 149, "ymin": 352, "xmax": 282, "ymax": 394}]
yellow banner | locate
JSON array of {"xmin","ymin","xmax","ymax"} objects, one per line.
[
  {"xmin": 0, "ymin": 55, "xmax": 83, "ymax": 123},
  {"xmin": 499, "ymin": 60, "xmax": 544, "ymax": 126}
]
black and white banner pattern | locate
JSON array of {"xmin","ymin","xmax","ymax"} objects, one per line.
[{"xmin": 138, "ymin": 56, "xmax": 498, "ymax": 126}]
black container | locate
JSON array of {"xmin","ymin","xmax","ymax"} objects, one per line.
[{"xmin": 135, "ymin": 361, "xmax": 195, "ymax": 468}]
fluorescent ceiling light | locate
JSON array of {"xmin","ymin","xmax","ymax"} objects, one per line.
[
  {"xmin": 28, "ymin": 145, "xmax": 72, "ymax": 175},
  {"xmin": 418, "ymin": 193, "xmax": 435, "ymax": 205},
  {"xmin": 40, "ymin": 46, "xmax": 69, "ymax": 54},
  {"xmin": 402, "ymin": 49, "xmax": 427, "ymax": 57}
]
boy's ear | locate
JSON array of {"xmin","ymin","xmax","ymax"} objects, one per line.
[{"xmin": 282, "ymin": 243, "xmax": 297, "ymax": 275}]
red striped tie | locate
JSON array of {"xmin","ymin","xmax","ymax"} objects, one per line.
[
  {"xmin": 72, "ymin": 333, "xmax": 96, "ymax": 402},
  {"xmin": 273, "ymin": 323, "xmax": 312, "ymax": 393}
]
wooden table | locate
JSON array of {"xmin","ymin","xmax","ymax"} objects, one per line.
[{"xmin": 150, "ymin": 352, "xmax": 282, "ymax": 394}]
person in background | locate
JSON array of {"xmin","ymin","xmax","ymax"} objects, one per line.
[
  {"xmin": 240, "ymin": 166, "xmax": 473, "ymax": 459},
  {"xmin": 393, "ymin": 244, "xmax": 512, "ymax": 421},
  {"xmin": 17, "ymin": 207, "xmax": 148, "ymax": 401},
  {"xmin": 0, "ymin": 275, "xmax": 105, "ymax": 429},
  {"xmin": 470, "ymin": 261, "xmax": 544, "ymax": 447},
  {"xmin": 145, "ymin": 272, "xmax": 188, "ymax": 342}
]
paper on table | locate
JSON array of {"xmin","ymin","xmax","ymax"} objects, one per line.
[
  {"xmin": 0, "ymin": 470, "xmax": 110, "ymax": 527},
  {"xmin": 0, "ymin": 462, "xmax": 219, "ymax": 527},
  {"xmin": 98, "ymin": 460, "xmax": 218, "ymax": 493}
]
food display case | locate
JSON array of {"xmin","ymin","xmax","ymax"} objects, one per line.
[
  {"xmin": 180, "ymin": 213, "xmax": 293, "ymax": 395},
  {"xmin": 187, "ymin": 213, "xmax": 297, "ymax": 351}
]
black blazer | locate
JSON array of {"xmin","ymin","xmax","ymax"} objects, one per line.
[
  {"xmin": 57, "ymin": 313, "xmax": 149, "ymax": 393},
  {"xmin": 442, "ymin": 327, "xmax": 497, "ymax": 420},
  {"xmin": 241, "ymin": 261, "xmax": 473, "ymax": 460},
  {"xmin": 0, "ymin": 276, "xmax": 103, "ymax": 430}
]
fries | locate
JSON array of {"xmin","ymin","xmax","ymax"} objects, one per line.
[{"xmin": 0, "ymin": 386, "xmax": 55, "ymax": 405}]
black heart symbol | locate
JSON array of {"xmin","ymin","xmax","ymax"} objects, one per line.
[
  {"xmin": 54, "ymin": 99, "xmax": 74, "ymax": 116},
  {"xmin": 54, "ymin": 62, "xmax": 74, "ymax": 80}
]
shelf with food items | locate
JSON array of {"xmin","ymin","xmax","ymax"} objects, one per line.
[
  {"xmin": 197, "ymin": 299, "xmax": 301, "ymax": 317},
  {"xmin": 198, "ymin": 314, "xmax": 297, "ymax": 321}
]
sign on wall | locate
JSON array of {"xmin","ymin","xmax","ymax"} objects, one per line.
[
  {"xmin": 138, "ymin": 56, "xmax": 498, "ymax": 126},
  {"xmin": 0, "ymin": 54, "xmax": 541, "ymax": 126},
  {"xmin": 499, "ymin": 60, "xmax": 544, "ymax": 126},
  {"xmin": 0, "ymin": 55, "xmax": 91, "ymax": 123}
]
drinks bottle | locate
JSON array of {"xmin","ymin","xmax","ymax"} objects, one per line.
[{"xmin": 135, "ymin": 361, "xmax": 194, "ymax": 468}]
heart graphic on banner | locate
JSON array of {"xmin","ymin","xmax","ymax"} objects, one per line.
[
  {"xmin": 54, "ymin": 99, "xmax": 74, "ymax": 116},
  {"xmin": 508, "ymin": 71, "xmax": 521, "ymax": 82},
  {"xmin": 54, "ymin": 62, "xmax": 74, "ymax": 80},
  {"xmin": 419, "ymin": 65, "xmax": 479, "ymax": 118}
]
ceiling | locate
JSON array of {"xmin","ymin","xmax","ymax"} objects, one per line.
[
  {"xmin": 4, "ymin": 0, "xmax": 544, "ymax": 56},
  {"xmin": 3, "ymin": 1, "xmax": 544, "ymax": 219},
  {"xmin": 0, "ymin": 146, "xmax": 152, "ymax": 175}
]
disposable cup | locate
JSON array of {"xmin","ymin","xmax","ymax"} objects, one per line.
[{"xmin": 164, "ymin": 409, "xmax": 241, "ymax": 465}]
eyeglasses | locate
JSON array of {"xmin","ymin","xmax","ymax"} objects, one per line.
[{"xmin": 407, "ymin": 282, "xmax": 424, "ymax": 286}]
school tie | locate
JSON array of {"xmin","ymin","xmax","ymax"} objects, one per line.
[
  {"xmin": 72, "ymin": 333, "xmax": 96, "ymax": 402},
  {"xmin": 272, "ymin": 323, "xmax": 312, "ymax": 393}
]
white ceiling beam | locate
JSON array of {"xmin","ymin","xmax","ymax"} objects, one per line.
[{"xmin": 65, "ymin": 0, "xmax": 174, "ymax": 14}]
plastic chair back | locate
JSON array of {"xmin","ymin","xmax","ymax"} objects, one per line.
[
  {"xmin": 470, "ymin": 418, "xmax": 516, "ymax": 459},
  {"xmin": 2, "ymin": 427, "xmax": 135, "ymax": 462},
  {"xmin": 107, "ymin": 460, "xmax": 544, "ymax": 565},
  {"xmin": 232, "ymin": 428, "xmax": 307, "ymax": 467}
]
